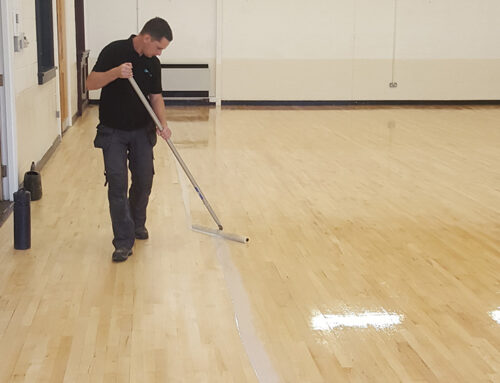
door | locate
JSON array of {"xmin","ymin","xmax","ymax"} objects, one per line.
[
  {"xmin": 0, "ymin": 103, "xmax": 3, "ymax": 200},
  {"xmin": 56, "ymin": 0, "xmax": 68, "ymax": 132},
  {"xmin": 0, "ymin": 6, "xmax": 4, "ymax": 201},
  {"xmin": 75, "ymin": 0, "xmax": 89, "ymax": 116}
]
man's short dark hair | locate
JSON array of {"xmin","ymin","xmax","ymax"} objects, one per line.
[{"xmin": 140, "ymin": 17, "xmax": 173, "ymax": 42}]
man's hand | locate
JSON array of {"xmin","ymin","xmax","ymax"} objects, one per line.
[
  {"xmin": 157, "ymin": 124, "xmax": 172, "ymax": 141},
  {"xmin": 87, "ymin": 62, "xmax": 133, "ymax": 90},
  {"xmin": 116, "ymin": 62, "xmax": 133, "ymax": 79}
]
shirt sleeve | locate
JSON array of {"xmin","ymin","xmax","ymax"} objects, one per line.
[
  {"xmin": 92, "ymin": 43, "xmax": 116, "ymax": 73},
  {"xmin": 149, "ymin": 57, "xmax": 163, "ymax": 94}
]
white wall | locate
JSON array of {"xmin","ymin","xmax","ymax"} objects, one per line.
[
  {"xmin": 86, "ymin": 0, "xmax": 500, "ymax": 101},
  {"xmin": 0, "ymin": 0, "xmax": 19, "ymax": 199},
  {"xmin": 221, "ymin": 0, "xmax": 500, "ymax": 100},
  {"xmin": 11, "ymin": 0, "xmax": 60, "ymax": 181},
  {"xmin": 0, "ymin": 0, "xmax": 88, "ymax": 199},
  {"xmin": 86, "ymin": 0, "xmax": 217, "ymax": 100}
]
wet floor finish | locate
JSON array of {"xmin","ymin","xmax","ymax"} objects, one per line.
[{"xmin": 0, "ymin": 105, "xmax": 499, "ymax": 382}]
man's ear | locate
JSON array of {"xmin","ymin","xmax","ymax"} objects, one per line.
[{"xmin": 143, "ymin": 34, "xmax": 152, "ymax": 43}]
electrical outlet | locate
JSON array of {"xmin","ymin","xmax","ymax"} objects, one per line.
[{"xmin": 389, "ymin": 82, "xmax": 398, "ymax": 88}]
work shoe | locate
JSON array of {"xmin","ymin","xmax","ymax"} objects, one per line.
[
  {"xmin": 112, "ymin": 248, "xmax": 132, "ymax": 262},
  {"xmin": 135, "ymin": 227, "xmax": 149, "ymax": 240}
]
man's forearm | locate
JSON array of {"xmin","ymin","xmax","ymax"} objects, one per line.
[
  {"xmin": 86, "ymin": 68, "xmax": 119, "ymax": 90},
  {"xmin": 150, "ymin": 94, "xmax": 167, "ymax": 129}
]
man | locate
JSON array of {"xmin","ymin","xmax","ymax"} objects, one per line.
[{"xmin": 87, "ymin": 17, "xmax": 173, "ymax": 262}]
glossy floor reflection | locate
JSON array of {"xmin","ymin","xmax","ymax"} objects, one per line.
[
  {"xmin": 490, "ymin": 309, "xmax": 500, "ymax": 325},
  {"xmin": 311, "ymin": 310, "xmax": 404, "ymax": 331},
  {"xmin": 0, "ymin": 105, "xmax": 499, "ymax": 382}
]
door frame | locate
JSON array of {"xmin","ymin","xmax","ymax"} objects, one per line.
[
  {"xmin": 0, "ymin": 0, "xmax": 19, "ymax": 201},
  {"xmin": 56, "ymin": 0, "xmax": 68, "ymax": 132}
]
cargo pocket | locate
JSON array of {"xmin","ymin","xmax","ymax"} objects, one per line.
[
  {"xmin": 147, "ymin": 125, "xmax": 157, "ymax": 147},
  {"xmin": 93, "ymin": 124, "xmax": 115, "ymax": 150}
]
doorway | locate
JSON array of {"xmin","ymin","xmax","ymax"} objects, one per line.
[
  {"xmin": 56, "ymin": 0, "xmax": 68, "ymax": 132},
  {"xmin": 0, "ymin": 3, "xmax": 5, "ymax": 201},
  {"xmin": 0, "ymin": 0, "xmax": 19, "ymax": 203},
  {"xmin": 75, "ymin": 0, "xmax": 89, "ymax": 116}
]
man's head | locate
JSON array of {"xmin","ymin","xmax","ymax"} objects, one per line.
[{"xmin": 138, "ymin": 17, "xmax": 173, "ymax": 57}]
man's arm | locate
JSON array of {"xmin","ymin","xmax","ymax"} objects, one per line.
[
  {"xmin": 150, "ymin": 93, "xmax": 171, "ymax": 141},
  {"xmin": 87, "ymin": 63, "xmax": 133, "ymax": 90}
]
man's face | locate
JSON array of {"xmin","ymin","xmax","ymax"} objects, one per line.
[{"xmin": 143, "ymin": 35, "xmax": 170, "ymax": 57}]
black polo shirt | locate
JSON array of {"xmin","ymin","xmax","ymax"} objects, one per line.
[{"xmin": 92, "ymin": 35, "xmax": 162, "ymax": 131}]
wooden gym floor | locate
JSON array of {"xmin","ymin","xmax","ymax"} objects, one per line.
[{"xmin": 0, "ymin": 104, "xmax": 499, "ymax": 382}]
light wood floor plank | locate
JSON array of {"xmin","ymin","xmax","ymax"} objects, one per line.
[{"xmin": 0, "ymin": 105, "xmax": 499, "ymax": 382}]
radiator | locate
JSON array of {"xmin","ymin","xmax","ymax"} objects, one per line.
[{"xmin": 161, "ymin": 64, "xmax": 209, "ymax": 99}]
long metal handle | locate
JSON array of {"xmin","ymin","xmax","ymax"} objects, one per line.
[{"xmin": 128, "ymin": 77, "xmax": 223, "ymax": 230}]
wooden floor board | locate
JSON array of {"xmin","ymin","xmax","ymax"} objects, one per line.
[{"xmin": 0, "ymin": 105, "xmax": 499, "ymax": 381}]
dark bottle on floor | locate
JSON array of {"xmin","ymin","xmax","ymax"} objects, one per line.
[
  {"xmin": 24, "ymin": 162, "xmax": 42, "ymax": 201},
  {"xmin": 14, "ymin": 188, "xmax": 31, "ymax": 250}
]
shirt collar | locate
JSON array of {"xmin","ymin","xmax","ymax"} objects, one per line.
[{"xmin": 128, "ymin": 35, "xmax": 140, "ymax": 57}]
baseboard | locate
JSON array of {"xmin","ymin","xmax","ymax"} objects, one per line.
[
  {"xmin": 61, "ymin": 117, "xmax": 70, "ymax": 133},
  {"xmin": 62, "ymin": 113, "xmax": 80, "ymax": 137},
  {"xmin": 162, "ymin": 91, "xmax": 209, "ymax": 98},
  {"xmin": 164, "ymin": 99, "xmax": 215, "ymax": 106},
  {"xmin": 35, "ymin": 135, "xmax": 62, "ymax": 172},
  {"xmin": 222, "ymin": 99, "xmax": 500, "ymax": 107},
  {"xmin": 91, "ymin": 98, "xmax": 500, "ymax": 108},
  {"xmin": 0, "ymin": 136, "xmax": 61, "ymax": 227}
]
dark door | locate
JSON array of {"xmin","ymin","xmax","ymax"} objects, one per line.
[{"xmin": 75, "ymin": 0, "xmax": 89, "ymax": 116}]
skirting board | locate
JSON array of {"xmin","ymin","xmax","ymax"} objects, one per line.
[
  {"xmin": 0, "ymin": 135, "xmax": 61, "ymax": 227},
  {"xmin": 90, "ymin": 98, "xmax": 500, "ymax": 107},
  {"xmin": 35, "ymin": 135, "xmax": 62, "ymax": 173},
  {"xmin": 222, "ymin": 100, "xmax": 500, "ymax": 107}
]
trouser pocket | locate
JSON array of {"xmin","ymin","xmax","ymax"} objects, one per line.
[
  {"xmin": 147, "ymin": 125, "xmax": 157, "ymax": 147},
  {"xmin": 93, "ymin": 124, "xmax": 115, "ymax": 150}
]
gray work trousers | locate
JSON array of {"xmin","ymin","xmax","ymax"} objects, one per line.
[{"xmin": 94, "ymin": 124, "xmax": 156, "ymax": 250}]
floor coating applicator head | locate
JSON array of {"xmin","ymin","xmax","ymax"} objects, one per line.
[{"xmin": 192, "ymin": 224, "xmax": 249, "ymax": 244}]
